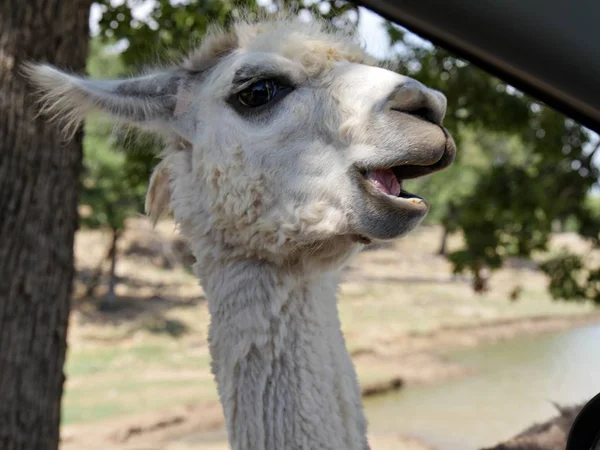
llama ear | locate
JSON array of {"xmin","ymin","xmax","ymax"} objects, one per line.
[
  {"xmin": 145, "ymin": 158, "xmax": 173, "ymax": 226},
  {"xmin": 24, "ymin": 63, "xmax": 188, "ymax": 137}
]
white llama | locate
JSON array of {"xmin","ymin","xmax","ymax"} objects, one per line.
[{"xmin": 27, "ymin": 13, "xmax": 455, "ymax": 450}]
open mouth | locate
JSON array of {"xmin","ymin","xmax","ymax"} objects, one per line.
[
  {"xmin": 357, "ymin": 135, "xmax": 457, "ymax": 207},
  {"xmin": 361, "ymin": 167, "xmax": 426, "ymax": 205}
]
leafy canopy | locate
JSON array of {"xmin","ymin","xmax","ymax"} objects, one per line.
[{"xmin": 388, "ymin": 22, "xmax": 600, "ymax": 301}]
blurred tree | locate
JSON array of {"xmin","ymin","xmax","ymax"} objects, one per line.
[
  {"xmin": 387, "ymin": 23, "xmax": 600, "ymax": 300},
  {"xmin": 0, "ymin": 0, "xmax": 93, "ymax": 448}
]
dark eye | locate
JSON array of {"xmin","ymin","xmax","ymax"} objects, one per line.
[{"xmin": 237, "ymin": 79, "xmax": 278, "ymax": 107}]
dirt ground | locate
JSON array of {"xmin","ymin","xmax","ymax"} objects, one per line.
[{"xmin": 60, "ymin": 218, "xmax": 600, "ymax": 450}]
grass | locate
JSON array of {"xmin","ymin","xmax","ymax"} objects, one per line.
[{"xmin": 63, "ymin": 342, "xmax": 214, "ymax": 424}]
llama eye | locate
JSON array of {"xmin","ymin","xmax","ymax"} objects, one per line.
[{"xmin": 237, "ymin": 79, "xmax": 278, "ymax": 107}]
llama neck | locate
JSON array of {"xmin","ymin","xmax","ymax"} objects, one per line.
[{"xmin": 198, "ymin": 257, "xmax": 369, "ymax": 450}]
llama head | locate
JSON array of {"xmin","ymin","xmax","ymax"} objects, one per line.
[{"xmin": 27, "ymin": 13, "xmax": 455, "ymax": 267}]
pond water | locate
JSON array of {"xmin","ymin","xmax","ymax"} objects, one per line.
[{"xmin": 364, "ymin": 322, "xmax": 600, "ymax": 449}]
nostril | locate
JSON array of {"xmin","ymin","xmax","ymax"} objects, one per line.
[{"xmin": 388, "ymin": 80, "xmax": 445, "ymax": 125}]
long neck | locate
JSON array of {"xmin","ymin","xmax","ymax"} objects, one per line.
[{"xmin": 198, "ymin": 258, "xmax": 369, "ymax": 450}]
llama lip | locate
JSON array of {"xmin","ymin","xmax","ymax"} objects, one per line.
[{"xmin": 360, "ymin": 134, "xmax": 456, "ymax": 182}]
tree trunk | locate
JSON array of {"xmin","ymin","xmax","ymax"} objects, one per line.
[
  {"xmin": 101, "ymin": 228, "xmax": 121, "ymax": 311},
  {"xmin": 84, "ymin": 242, "xmax": 114, "ymax": 299},
  {"xmin": 438, "ymin": 224, "xmax": 449, "ymax": 255},
  {"xmin": 0, "ymin": 1, "xmax": 92, "ymax": 449}
]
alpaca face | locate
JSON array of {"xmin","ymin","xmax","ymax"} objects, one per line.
[
  {"xmin": 27, "ymin": 16, "xmax": 455, "ymax": 263},
  {"xmin": 184, "ymin": 52, "xmax": 455, "ymax": 247}
]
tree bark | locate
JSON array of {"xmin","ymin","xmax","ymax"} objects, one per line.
[{"xmin": 0, "ymin": 0, "xmax": 92, "ymax": 448}]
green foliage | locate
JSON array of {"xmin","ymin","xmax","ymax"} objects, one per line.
[
  {"xmin": 81, "ymin": 117, "xmax": 145, "ymax": 230},
  {"xmin": 388, "ymin": 22, "xmax": 600, "ymax": 301},
  {"xmin": 539, "ymin": 252, "xmax": 592, "ymax": 302},
  {"xmin": 94, "ymin": 0, "xmax": 359, "ymax": 68},
  {"xmin": 95, "ymin": 0, "xmax": 256, "ymax": 68},
  {"xmin": 538, "ymin": 192, "xmax": 600, "ymax": 305}
]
